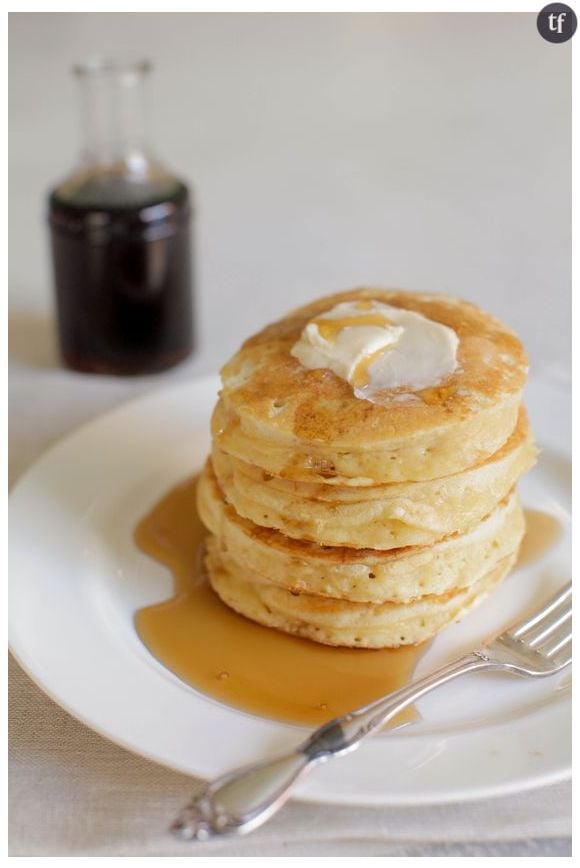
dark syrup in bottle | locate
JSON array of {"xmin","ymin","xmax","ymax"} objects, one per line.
[
  {"xmin": 49, "ymin": 178, "xmax": 193, "ymax": 375},
  {"xmin": 48, "ymin": 58, "xmax": 194, "ymax": 375}
]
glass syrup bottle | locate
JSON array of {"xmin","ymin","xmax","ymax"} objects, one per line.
[{"xmin": 48, "ymin": 58, "xmax": 194, "ymax": 375}]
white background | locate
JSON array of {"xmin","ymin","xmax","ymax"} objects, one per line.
[{"xmin": 9, "ymin": 12, "xmax": 571, "ymax": 379}]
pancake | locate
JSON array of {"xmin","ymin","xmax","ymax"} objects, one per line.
[
  {"xmin": 215, "ymin": 288, "xmax": 528, "ymax": 484},
  {"xmin": 201, "ymin": 288, "xmax": 532, "ymax": 648},
  {"xmin": 211, "ymin": 408, "xmax": 535, "ymax": 549},
  {"xmin": 198, "ymin": 463, "xmax": 525, "ymax": 604},
  {"xmin": 205, "ymin": 542, "xmax": 518, "ymax": 648}
]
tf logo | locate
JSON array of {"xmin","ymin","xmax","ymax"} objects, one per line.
[{"xmin": 537, "ymin": 3, "xmax": 577, "ymax": 42}]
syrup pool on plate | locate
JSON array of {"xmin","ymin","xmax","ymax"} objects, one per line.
[
  {"xmin": 134, "ymin": 478, "xmax": 563, "ymax": 728},
  {"xmin": 134, "ymin": 476, "xmax": 423, "ymax": 727}
]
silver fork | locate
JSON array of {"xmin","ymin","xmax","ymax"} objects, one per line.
[{"xmin": 171, "ymin": 581, "xmax": 572, "ymax": 841}]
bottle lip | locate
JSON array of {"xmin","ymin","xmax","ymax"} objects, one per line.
[{"xmin": 73, "ymin": 56, "xmax": 152, "ymax": 80}]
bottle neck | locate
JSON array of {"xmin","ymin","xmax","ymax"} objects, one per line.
[{"xmin": 75, "ymin": 59, "xmax": 152, "ymax": 177}]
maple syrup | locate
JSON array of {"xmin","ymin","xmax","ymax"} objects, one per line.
[
  {"xmin": 49, "ymin": 183, "xmax": 192, "ymax": 375},
  {"xmin": 47, "ymin": 58, "xmax": 194, "ymax": 375},
  {"xmin": 134, "ymin": 482, "xmax": 563, "ymax": 728},
  {"xmin": 134, "ymin": 476, "xmax": 422, "ymax": 728}
]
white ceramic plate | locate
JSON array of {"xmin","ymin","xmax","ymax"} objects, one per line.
[{"xmin": 9, "ymin": 376, "xmax": 571, "ymax": 806}]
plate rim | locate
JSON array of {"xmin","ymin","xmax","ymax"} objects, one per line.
[
  {"xmin": 9, "ymin": 373, "xmax": 571, "ymax": 806},
  {"xmin": 6, "ymin": 641, "xmax": 572, "ymax": 806}
]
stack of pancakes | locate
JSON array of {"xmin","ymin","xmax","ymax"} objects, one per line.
[{"xmin": 198, "ymin": 289, "xmax": 536, "ymax": 648}]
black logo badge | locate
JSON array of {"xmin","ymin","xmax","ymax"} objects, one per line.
[{"xmin": 537, "ymin": 3, "xmax": 577, "ymax": 42}]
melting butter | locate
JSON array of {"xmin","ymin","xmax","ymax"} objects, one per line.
[{"xmin": 291, "ymin": 300, "xmax": 459, "ymax": 399}]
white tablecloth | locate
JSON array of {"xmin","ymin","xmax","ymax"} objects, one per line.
[{"xmin": 8, "ymin": 648, "xmax": 572, "ymax": 856}]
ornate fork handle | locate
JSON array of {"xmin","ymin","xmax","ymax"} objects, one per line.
[{"xmin": 171, "ymin": 652, "xmax": 491, "ymax": 840}]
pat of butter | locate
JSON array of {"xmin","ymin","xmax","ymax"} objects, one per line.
[{"xmin": 290, "ymin": 300, "xmax": 459, "ymax": 399}]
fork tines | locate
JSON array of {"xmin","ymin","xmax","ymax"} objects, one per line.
[{"xmin": 509, "ymin": 581, "xmax": 571, "ymax": 665}]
